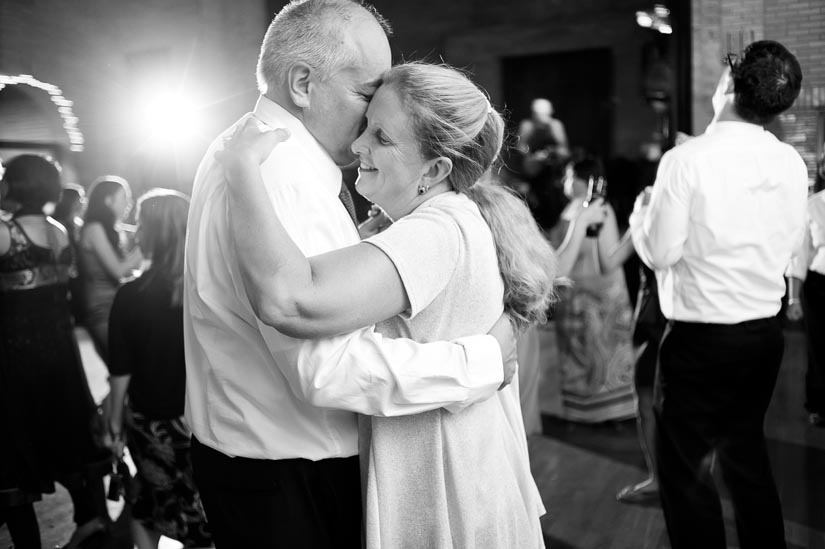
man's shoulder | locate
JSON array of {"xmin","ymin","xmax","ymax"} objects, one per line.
[
  {"xmin": 261, "ymin": 138, "xmax": 317, "ymax": 179},
  {"xmin": 657, "ymin": 139, "xmax": 698, "ymax": 175},
  {"xmin": 676, "ymin": 130, "xmax": 719, "ymax": 154}
]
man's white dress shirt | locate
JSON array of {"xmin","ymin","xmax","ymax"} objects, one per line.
[
  {"xmin": 184, "ymin": 96, "xmax": 503, "ymax": 461},
  {"xmin": 630, "ymin": 121, "xmax": 808, "ymax": 323},
  {"xmin": 787, "ymin": 190, "xmax": 825, "ymax": 280}
]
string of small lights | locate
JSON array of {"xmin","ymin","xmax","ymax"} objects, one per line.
[{"xmin": 0, "ymin": 74, "xmax": 84, "ymax": 152}]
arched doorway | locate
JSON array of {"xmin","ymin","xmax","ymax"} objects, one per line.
[{"xmin": 0, "ymin": 75, "xmax": 84, "ymax": 183}]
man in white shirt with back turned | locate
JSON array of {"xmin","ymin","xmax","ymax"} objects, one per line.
[
  {"xmin": 630, "ymin": 40, "xmax": 806, "ymax": 549},
  {"xmin": 184, "ymin": 1, "xmax": 513, "ymax": 547}
]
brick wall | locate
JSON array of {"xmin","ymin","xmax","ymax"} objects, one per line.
[{"xmin": 692, "ymin": 0, "xmax": 825, "ymax": 185}]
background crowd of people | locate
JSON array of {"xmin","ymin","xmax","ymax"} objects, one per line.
[{"xmin": 0, "ymin": 157, "xmax": 210, "ymax": 548}]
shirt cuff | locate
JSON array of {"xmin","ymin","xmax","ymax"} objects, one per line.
[
  {"xmin": 629, "ymin": 208, "xmax": 654, "ymax": 269},
  {"xmin": 442, "ymin": 334, "xmax": 504, "ymax": 413}
]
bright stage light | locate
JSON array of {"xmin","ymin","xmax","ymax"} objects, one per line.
[
  {"xmin": 636, "ymin": 4, "xmax": 672, "ymax": 34},
  {"xmin": 135, "ymin": 91, "xmax": 202, "ymax": 146},
  {"xmin": 636, "ymin": 11, "xmax": 653, "ymax": 28}
]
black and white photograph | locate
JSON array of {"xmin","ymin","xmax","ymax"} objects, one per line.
[{"xmin": 1, "ymin": 1, "xmax": 823, "ymax": 547}]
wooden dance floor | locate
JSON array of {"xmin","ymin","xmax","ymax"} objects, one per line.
[
  {"xmin": 533, "ymin": 328, "xmax": 825, "ymax": 549},
  {"xmin": 2, "ymin": 329, "xmax": 823, "ymax": 548}
]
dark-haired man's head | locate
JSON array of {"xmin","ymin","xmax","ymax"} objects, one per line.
[{"xmin": 732, "ymin": 40, "xmax": 802, "ymax": 126}]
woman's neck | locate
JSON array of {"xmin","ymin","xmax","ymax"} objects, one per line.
[{"xmin": 384, "ymin": 184, "xmax": 451, "ymax": 221}]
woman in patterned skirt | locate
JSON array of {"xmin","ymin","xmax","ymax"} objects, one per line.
[
  {"xmin": 550, "ymin": 153, "xmax": 637, "ymax": 423},
  {"xmin": 107, "ymin": 189, "xmax": 211, "ymax": 548}
]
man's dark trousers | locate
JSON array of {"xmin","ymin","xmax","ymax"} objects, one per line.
[
  {"xmin": 191, "ymin": 437, "xmax": 362, "ymax": 548},
  {"xmin": 654, "ymin": 317, "xmax": 786, "ymax": 549}
]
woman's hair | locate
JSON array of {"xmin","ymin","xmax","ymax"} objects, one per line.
[
  {"xmin": 84, "ymin": 175, "xmax": 131, "ymax": 257},
  {"xmin": 382, "ymin": 62, "xmax": 560, "ymax": 329},
  {"xmin": 53, "ymin": 183, "xmax": 85, "ymax": 224},
  {"xmin": 256, "ymin": 0, "xmax": 392, "ymax": 94},
  {"xmin": 2, "ymin": 154, "xmax": 62, "ymax": 210},
  {"xmin": 135, "ymin": 188, "xmax": 190, "ymax": 307}
]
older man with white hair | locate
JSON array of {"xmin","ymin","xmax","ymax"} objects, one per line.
[{"xmin": 183, "ymin": 1, "xmax": 514, "ymax": 547}]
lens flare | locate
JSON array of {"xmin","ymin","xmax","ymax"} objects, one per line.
[{"xmin": 136, "ymin": 91, "xmax": 201, "ymax": 146}]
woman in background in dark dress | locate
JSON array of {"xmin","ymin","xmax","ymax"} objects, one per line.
[
  {"xmin": 107, "ymin": 189, "xmax": 212, "ymax": 549},
  {"xmin": 0, "ymin": 155, "xmax": 108, "ymax": 549}
]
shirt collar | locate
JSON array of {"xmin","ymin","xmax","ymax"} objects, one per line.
[
  {"xmin": 704, "ymin": 120, "xmax": 767, "ymax": 136},
  {"xmin": 252, "ymin": 95, "xmax": 342, "ymax": 194}
]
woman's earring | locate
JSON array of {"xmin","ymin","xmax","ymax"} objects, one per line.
[{"xmin": 417, "ymin": 183, "xmax": 430, "ymax": 195}]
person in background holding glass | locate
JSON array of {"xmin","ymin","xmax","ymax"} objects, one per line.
[
  {"xmin": 549, "ymin": 152, "xmax": 637, "ymax": 423},
  {"xmin": 107, "ymin": 189, "xmax": 212, "ymax": 549}
]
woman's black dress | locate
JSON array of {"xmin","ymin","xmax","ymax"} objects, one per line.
[{"xmin": 0, "ymin": 218, "xmax": 100, "ymax": 508}]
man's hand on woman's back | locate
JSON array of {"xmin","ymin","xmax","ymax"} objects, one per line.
[{"xmin": 487, "ymin": 313, "xmax": 518, "ymax": 390}]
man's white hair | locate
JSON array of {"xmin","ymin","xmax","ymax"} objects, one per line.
[{"xmin": 255, "ymin": 0, "xmax": 392, "ymax": 94}]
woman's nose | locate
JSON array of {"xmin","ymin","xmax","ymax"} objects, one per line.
[{"xmin": 351, "ymin": 133, "xmax": 366, "ymax": 156}]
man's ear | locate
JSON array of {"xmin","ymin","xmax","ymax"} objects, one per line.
[
  {"xmin": 422, "ymin": 157, "xmax": 453, "ymax": 187},
  {"xmin": 287, "ymin": 62, "xmax": 313, "ymax": 109}
]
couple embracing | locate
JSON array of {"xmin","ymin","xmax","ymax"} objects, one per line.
[{"xmin": 184, "ymin": 1, "xmax": 559, "ymax": 547}]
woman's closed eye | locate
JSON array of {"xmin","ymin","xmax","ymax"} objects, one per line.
[{"xmin": 375, "ymin": 130, "xmax": 393, "ymax": 146}]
